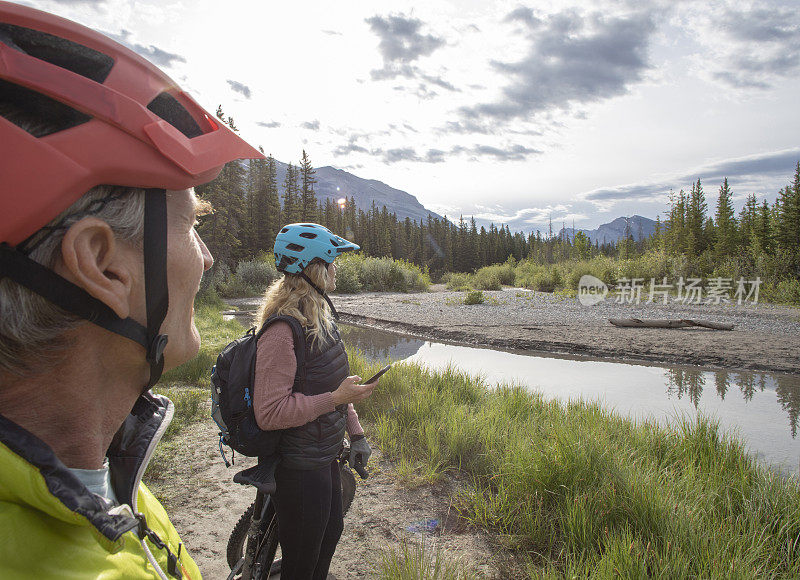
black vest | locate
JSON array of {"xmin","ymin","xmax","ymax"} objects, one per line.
[{"xmin": 280, "ymin": 321, "xmax": 350, "ymax": 470}]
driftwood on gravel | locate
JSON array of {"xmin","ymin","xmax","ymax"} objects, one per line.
[{"xmin": 609, "ymin": 318, "xmax": 735, "ymax": 331}]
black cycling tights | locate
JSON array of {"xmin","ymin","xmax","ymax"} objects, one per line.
[{"xmin": 274, "ymin": 460, "xmax": 343, "ymax": 580}]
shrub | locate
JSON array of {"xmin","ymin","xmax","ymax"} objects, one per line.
[
  {"xmin": 333, "ymin": 254, "xmax": 429, "ymax": 293},
  {"xmin": 359, "ymin": 256, "xmax": 393, "ymax": 291},
  {"xmin": 199, "ymin": 262, "xmax": 230, "ymax": 295},
  {"xmin": 217, "ymin": 275, "xmax": 255, "ymax": 298},
  {"xmin": 471, "ymin": 271, "xmax": 501, "ymax": 291},
  {"xmin": 761, "ymin": 278, "xmax": 800, "ymax": 305},
  {"xmin": 464, "ymin": 290, "xmax": 485, "ymax": 305},
  {"xmin": 398, "ymin": 259, "xmax": 431, "ymax": 292},
  {"xmin": 531, "ymin": 268, "xmax": 561, "ymax": 292},
  {"xmin": 334, "ymin": 255, "xmax": 363, "ymax": 293},
  {"xmin": 446, "ymin": 272, "xmax": 471, "ymax": 291},
  {"xmin": 194, "ymin": 287, "xmax": 225, "ymax": 308},
  {"xmin": 235, "ymin": 259, "xmax": 278, "ymax": 291}
]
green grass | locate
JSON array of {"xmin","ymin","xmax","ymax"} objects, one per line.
[
  {"xmin": 144, "ymin": 386, "xmax": 208, "ymax": 490},
  {"xmin": 159, "ymin": 302, "xmax": 247, "ymax": 388},
  {"xmin": 348, "ymin": 352, "xmax": 800, "ymax": 578}
]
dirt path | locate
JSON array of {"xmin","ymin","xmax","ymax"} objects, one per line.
[{"xmin": 153, "ymin": 416, "xmax": 496, "ymax": 579}]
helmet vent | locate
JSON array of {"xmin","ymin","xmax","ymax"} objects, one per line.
[
  {"xmin": 0, "ymin": 23, "xmax": 114, "ymax": 83},
  {"xmin": 0, "ymin": 79, "xmax": 90, "ymax": 137},
  {"xmin": 277, "ymin": 255, "xmax": 297, "ymax": 270},
  {"xmin": 280, "ymin": 227, "xmax": 289, "ymax": 233},
  {"xmin": 329, "ymin": 238, "xmax": 340, "ymax": 247},
  {"xmin": 147, "ymin": 92, "xmax": 204, "ymax": 139},
  {"xmin": 299, "ymin": 232, "xmax": 317, "ymax": 239},
  {"xmin": 285, "ymin": 243, "xmax": 305, "ymax": 252}
]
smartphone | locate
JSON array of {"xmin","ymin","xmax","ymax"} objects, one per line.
[{"xmin": 364, "ymin": 364, "xmax": 392, "ymax": 384}]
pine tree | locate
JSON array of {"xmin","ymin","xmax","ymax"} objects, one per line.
[
  {"xmin": 686, "ymin": 179, "xmax": 707, "ymax": 257},
  {"xmin": 665, "ymin": 189, "xmax": 687, "ymax": 256},
  {"xmin": 739, "ymin": 193, "xmax": 758, "ymax": 252},
  {"xmin": 245, "ymin": 156, "xmax": 262, "ymax": 256},
  {"xmin": 264, "ymin": 155, "xmax": 281, "ymax": 243},
  {"xmin": 195, "ymin": 105, "xmax": 246, "ymax": 266},
  {"xmin": 282, "ymin": 163, "xmax": 301, "ymax": 223},
  {"xmin": 776, "ymin": 162, "xmax": 800, "ymax": 273},
  {"xmin": 755, "ymin": 199, "xmax": 773, "ymax": 255},
  {"xmin": 299, "ymin": 150, "xmax": 318, "ymax": 222},
  {"xmin": 714, "ymin": 177, "xmax": 737, "ymax": 258}
]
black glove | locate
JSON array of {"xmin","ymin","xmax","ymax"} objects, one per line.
[{"xmin": 349, "ymin": 435, "xmax": 371, "ymax": 468}]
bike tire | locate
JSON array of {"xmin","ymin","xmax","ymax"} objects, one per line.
[
  {"xmin": 228, "ymin": 503, "xmax": 281, "ymax": 579},
  {"xmin": 340, "ymin": 462, "xmax": 356, "ymax": 515},
  {"xmin": 227, "ymin": 501, "xmax": 255, "ymax": 570}
]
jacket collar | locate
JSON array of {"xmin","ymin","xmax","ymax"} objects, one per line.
[{"xmin": 0, "ymin": 391, "xmax": 173, "ymax": 541}]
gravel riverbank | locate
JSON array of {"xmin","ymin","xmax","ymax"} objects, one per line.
[{"xmin": 228, "ymin": 286, "xmax": 800, "ymax": 375}]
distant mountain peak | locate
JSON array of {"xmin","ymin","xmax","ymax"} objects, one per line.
[{"xmin": 559, "ymin": 215, "xmax": 656, "ymax": 243}]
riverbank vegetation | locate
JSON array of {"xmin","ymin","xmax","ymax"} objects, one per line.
[
  {"xmin": 157, "ymin": 302, "xmax": 800, "ymax": 577},
  {"xmin": 350, "ymin": 354, "xmax": 800, "ymax": 577},
  {"xmin": 199, "ymin": 252, "xmax": 430, "ymax": 299}
]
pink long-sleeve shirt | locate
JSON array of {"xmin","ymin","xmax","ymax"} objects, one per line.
[{"xmin": 253, "ymin": 321, "xmax": 364, "ymax": 437}]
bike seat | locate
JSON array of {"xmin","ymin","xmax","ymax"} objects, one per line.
[{"xmin": 233, "ymin": 457, "xmax": 278, "ymax": 495}]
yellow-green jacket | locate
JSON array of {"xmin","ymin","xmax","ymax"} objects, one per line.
[{"xmin": 0, "ymin": 392, "xmax": 202, "ymax": 579}]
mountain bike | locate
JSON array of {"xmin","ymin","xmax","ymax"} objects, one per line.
[{"xmin": 226, "ymin": 441, "xmax": 368, "ymax": 580}]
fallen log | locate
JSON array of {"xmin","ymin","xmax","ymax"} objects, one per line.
[{"xmin": 609, "ymin": 318, "xmax": 734, "ymax": 331}]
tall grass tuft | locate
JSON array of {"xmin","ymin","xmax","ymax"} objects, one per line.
[{"xmin": 378, "ymin": 538, "xmax": 476, "ymax": 580}]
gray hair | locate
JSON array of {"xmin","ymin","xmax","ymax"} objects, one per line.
[{"xmin": 0, "ymin": 186, "xmax": 146, "ymax": 378}]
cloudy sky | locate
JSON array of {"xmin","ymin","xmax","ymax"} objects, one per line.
[{"xmin": 20, "ymin": 0, "xmax": 800, "ymax": 232}]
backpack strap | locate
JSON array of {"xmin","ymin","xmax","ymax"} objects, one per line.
[{"xmin": 255, "ymin": 315, "xmax": 307, "ymax": 393}]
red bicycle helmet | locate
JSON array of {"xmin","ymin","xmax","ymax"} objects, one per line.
[
  {"xmin": 0, "ymin": 2, "xmax": 264, "ymax": 387},
  {"xmin": 0, "ymin": 0, "xmax": 263, "ymax": 245}
]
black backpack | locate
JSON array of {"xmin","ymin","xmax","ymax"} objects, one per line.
[{"xmin": 211, "ymin": 315, "xmax": 306, "ymax": 465}]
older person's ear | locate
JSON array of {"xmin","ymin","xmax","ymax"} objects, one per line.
[{"xmin": 56, "ymin": 217, "xmax": 135, "ymax": 319}]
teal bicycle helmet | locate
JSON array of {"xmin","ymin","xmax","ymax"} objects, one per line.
[
  {"xmin": 274, "ymin": 223, "xmax": 359, "ymax": 274},
  {"xmin": 274, "ymin": 223, "xmax": 359, "ymax": 319}
]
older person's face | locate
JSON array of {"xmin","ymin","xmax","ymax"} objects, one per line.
[{"xmin": 158, "ymin": 189, "xmax": 213, "ymax": 370}]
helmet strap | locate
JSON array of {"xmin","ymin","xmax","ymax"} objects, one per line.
[
  {"xmin": 142, "ymin": 189, "xmax": 169, "ymax": 389},
  {"xmin": 299, "ymin": 271, "xmax": 339, "ymax": 321},
  {"xmin": 0, "ymin": 189, "xmax": 169, "ymax": 391}
]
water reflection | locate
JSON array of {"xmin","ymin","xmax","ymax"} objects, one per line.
[
  {"xmin": 665, "ymin": 368, "xmax": 800, "ymax": 439},
  {"xmin": 340, "ymin": 323, "xmax": 800, "ymax": 475},
  {"xmin": 339, "ymin": 325, "xmax": 426, "ymax": 361}
]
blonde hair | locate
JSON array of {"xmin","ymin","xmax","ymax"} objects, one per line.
[{"xmin": 255, "ymin": 261, "xmax": 334, "ymax": 348}]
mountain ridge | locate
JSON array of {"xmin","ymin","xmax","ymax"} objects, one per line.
[
  {"xmin": 558, "ymin": 215, "xmax": 657, "ymax": 244},
  {"xmin": 272, "ymin": 160, "xmax": 446, "ymax": 224},
  {"xmin": 263, "ymin": 158, "xmax": 656, "ymax": 242}
]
